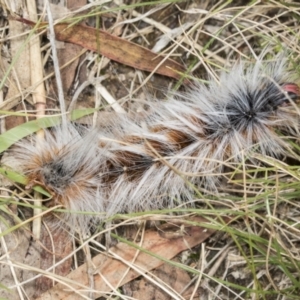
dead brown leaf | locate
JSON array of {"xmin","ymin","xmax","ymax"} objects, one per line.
[
  {"xmin": 33, "ymin": 218, "xmax": 73, "ymax": 298},
  {"xmin": 36, "ymin": 216, "xmax": 222, "ymax": 300},
  {"xmin": 54, "ymin": 23, "xmax": 186, "ymax": 81},
  {"xmin": 126, "ymin": 259, "xmax": 196, "ymax": 300},
  {"xmin": 15, "ymin": 18, "xmax": 187, "ymax": 82}
]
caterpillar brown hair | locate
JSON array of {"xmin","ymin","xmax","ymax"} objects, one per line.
[{"xmin": 13, "ymin": 57, "xmax": 300, "ymax": 230}]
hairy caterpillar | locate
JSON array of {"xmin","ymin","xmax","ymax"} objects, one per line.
[{"xmin": 13, "ymin": 57, "xmax": 300, "ymax": 230}]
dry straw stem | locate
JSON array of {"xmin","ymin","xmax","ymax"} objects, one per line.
[{"xmin": 26, "ymin": 0, "xmax": 46, "ymax": 239}]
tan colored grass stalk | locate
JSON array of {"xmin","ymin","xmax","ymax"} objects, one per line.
[{"xmin": 26, "ymin": 0, "xmax": 46, "ymax": 239}]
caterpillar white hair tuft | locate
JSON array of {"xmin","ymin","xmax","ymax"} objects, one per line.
[{"xmin": 13, "ymin": 55, "xmax": 300, "ymax": 231}]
